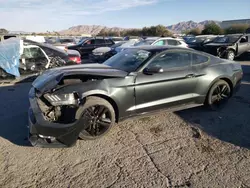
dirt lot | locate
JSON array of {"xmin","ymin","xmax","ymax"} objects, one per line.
[{"xmin": 0, "ymin": 62, "xmax": 250, "ymax": 188}]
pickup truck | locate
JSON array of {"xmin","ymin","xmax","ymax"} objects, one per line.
[{"xmin": 203, "ymin": 34, "xmax": 250, "ymax": 60}]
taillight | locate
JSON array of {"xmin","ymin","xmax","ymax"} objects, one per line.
[{"xmin": 69, "ymin": 56, "xmax": 81, "ymax": 64}]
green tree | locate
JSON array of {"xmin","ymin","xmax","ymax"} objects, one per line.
[
  {"xmin": 97, "ymin": 28, "xmax": 108, "ymax": 36},
  {"xmin": 141, "ymin": 25, "xmax": 172, "ymax": 37},
  {"xmin": 187, "ymin": 28, "xmax": 201, "ymax": 36},
  {"xmin": 0, "ymin": 28, "xmax": 8, "ymax": 35},
  {"xmin": 202, "ymin": 22, "xmax": 223, "ymax": 35},
  {"xmin": 224, "ymin": 24, "xmax": 250, "ymax": 34}
]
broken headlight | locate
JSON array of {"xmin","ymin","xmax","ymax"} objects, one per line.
[{"xmin": 44, "ymin": 93, "xmax": 79, "ymax": 106}]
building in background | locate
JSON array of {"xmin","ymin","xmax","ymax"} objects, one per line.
[{"xmin": 220, "ymin": 19, "xmax": 250, "ymax": 29}]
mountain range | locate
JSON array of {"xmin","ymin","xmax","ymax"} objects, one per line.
[
  {"xmin": 59, "ymin": 25, "xmax": 126, "ymax": 36},
  {"xmin": 166, "ymin": 20, "xmax": 220, "ymax": 33},
  {"xmin": 59, "ymin": 20, "xmax": 221, "ymax": 35}
]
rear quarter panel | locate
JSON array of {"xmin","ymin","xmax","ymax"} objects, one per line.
[{"xmin": 193, "ymin": 58, "xmax": 242, "ymax": 103}]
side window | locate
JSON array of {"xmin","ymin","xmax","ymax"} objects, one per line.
[
  {"xmin": 240, "ymin": 37, "xmax": 247, "ymax": 43},
  {"xmin": 192, "ymin": 53, "xmax": 209, "ymax": 65},
  {"xmin": 105, "ymin": 39, "xmax": 113, "ymax": 45},
  {"xmin": 22, "ymin": 47, "xmax": 46, "ymax": 59},
  {"xmin": 95, "ymin": 39, "xmax": 105, "ymax": 45},
  {"xmin": 84, "ymin": 39, "xmax": 95, "ymax": 45},
  {"xmin": 167, "ymin": 39, "xmax": 178, "ymax": 46},
  {"xmin": 148, "ymin": 52, "xmax": 192, "ymax": 70},
  {"xmin": 154, "ymin": 40, "xmax": 165, "ymax": 46}
]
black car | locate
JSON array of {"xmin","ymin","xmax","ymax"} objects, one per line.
[
  {"xmin": 203, "ymin": 34, "xmax": 250, "ymax": 60},
  {"xmin": 89, "ymin": 41, "xmax": 128, "ymax": 63},
  {"xmin": 67, "ymin": 37, "xmax": 115, "ymax": 59},
  {"xmin": 187, "ymin": 35, "xmax": 217, "ymax": 51},
  {"xmin": 28, "ymin": 46, "xmax": 243, "ymax": 147}
]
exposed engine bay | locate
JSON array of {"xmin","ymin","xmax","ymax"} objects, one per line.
[{"xmin": 35, "ymin": 75, "xmax": 102, "ymax": 123}]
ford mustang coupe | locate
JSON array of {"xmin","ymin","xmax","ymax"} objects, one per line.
[{"xmin": 28, "ymin": 46, "xmax": 243, "ymax": 147}]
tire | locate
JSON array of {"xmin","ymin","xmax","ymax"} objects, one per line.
[
  {"xmin": 206, "ymin": 80, "xmax": 231, "ymax": 111},
  {"xmin": 76, "ymin": 96, "xmax": 115, "ymax": 140},
  {"xmin": 226, "ymin": 50, "xmax": 235, "ymax": 61}
]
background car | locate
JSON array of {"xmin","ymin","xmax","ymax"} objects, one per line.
[
  {"xmin": 134, "ymin": 37, "xmax": 188, "ymax": 48},
  {"xmin": 67, "ymin": 37, "xmax": 115, "ymax": 59},
  {"xmin": 203, "ymin": 34, "xmax": 250, "ymax": 60},
  {"xmin": 109, "ymin": 37, "xmax": 124, "ymax": 44},
  {"xmin": 28, "ymin": 46, "xmax": 242, "ymax": 147},
  {"xmin": 186, "ymin": 35, "xmax": 217, "ymax": 51},
  {"xmin": 45, "ymin": 37, "xmax": 77, "ymax": 50},
  {"xmin": 89, "ymin": 40, "xmax": 138, "ymax": 63},
  {"xmin": 0, "ymin": 39, "xmax": 81, "ymax": 79}
]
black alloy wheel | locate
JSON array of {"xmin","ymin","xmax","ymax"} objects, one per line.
[
  {"xmin": 76, "ymin": 97, "xmax": 115, "ymax": 140},
  {"xmin": 207, "ymin": 80, "xmax": 231, "ymax": 110}
]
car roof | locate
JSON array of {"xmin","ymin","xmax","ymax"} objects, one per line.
[{"xmin": 128, "ymin": 45, "xmax": 194, "ymax": 52}]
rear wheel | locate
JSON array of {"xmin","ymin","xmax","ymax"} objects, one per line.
[
  {"xmin": 226, "ymin": 50, "xmax": 235, "ymax": 60},
  {"xmin": 76, "ymin": 97, "xmax": 115, "ymax": 140},
  {"xmin": 206, "ymin": 80, "xmax": 231, "ymax": 110}
]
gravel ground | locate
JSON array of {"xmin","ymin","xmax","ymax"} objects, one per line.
[{"xmin": 0, "ymin": 62, "xmax": 250, "ymax": 188}]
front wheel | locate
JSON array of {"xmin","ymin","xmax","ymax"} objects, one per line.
[
  {"xmin": 206, "ymin": 80, "xmax": 231, "ymax": 110},
  {"xmin": 226, "ymin": 50, "xmax": 235, "ymax": 61},
  {"xmin": 76, "ymin": 96, "xmax": 115, "ymax": 140}
]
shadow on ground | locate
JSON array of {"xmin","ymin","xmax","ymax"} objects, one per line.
[
  {"xmin": 0, "ymin": 83, "xmax": 32, "ymax": 146},
  {"xmin": 235, "ymin": 52, "xmax": 250, "ymax": 61},
  {"xmin": 176, "ymin": 64, "xmax": 250, "ymax": 149}
]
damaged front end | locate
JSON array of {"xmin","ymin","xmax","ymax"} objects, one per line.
[
  {"xmin": 28, "ymin": 69, "xmax": 111, "ymax": 147},
  {"xmin": 28, "ymin": 87, "xmax": 83, "ymax": 148},
  {"xmin": 28, "ymin": 64, "xmax": 127, "ymax": 147}
]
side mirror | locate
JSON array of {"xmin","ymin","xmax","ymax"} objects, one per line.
[{"xmin": 143, "ymin": 66, "xmax": 163, "ymax": 75}]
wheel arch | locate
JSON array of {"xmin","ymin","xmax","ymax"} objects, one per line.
[
  {"xmin": 83, "ymin": 93, "xmax": 120, "ymax": 123},
  {"xmin": 205, "ymin": 76, "xmax": 234, "ymax": 103}
]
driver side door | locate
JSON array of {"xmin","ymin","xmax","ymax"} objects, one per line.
[
  {"xmin": 80, "ymin": 39, "xmax": 96, "ymax": 58},
  {"xmin": 134, "ymin": 50, "xmax": 198, "ymax": 114}
]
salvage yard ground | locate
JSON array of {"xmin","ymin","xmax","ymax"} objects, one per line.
[{"xmin": 0, "ymin": 61, "xmax": 250, "ymax": 187}]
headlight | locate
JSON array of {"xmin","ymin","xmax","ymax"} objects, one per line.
[{"xmin": 44, "ymin": 93, "xmax": 79, "ymax": 106}]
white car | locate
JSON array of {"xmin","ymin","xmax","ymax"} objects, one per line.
[{"xmin": 135, "ymin": 37, "xmax": 188, "ymax": 48}]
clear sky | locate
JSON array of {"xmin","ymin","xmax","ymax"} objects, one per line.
[{"xmin": 0, "ymin": 0, "xmax": 249, "ymax": 32}]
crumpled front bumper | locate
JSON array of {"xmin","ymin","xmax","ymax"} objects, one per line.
[{"xmin": 28, "ymin": 87, "xmax": 84, "ymax": 148}]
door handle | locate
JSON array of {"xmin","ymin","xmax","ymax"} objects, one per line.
[{"xmin": 185, "ymin": 74, "xmax": 195, "ymax": 78}]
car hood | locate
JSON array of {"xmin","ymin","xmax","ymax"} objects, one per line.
[
  {"xmin": 204, "ymin": 42, "xmax": 233, "ymax": 47},
  {"xmin": 32, "ymin": 64, "xmax": 128, "ymax": 93},
  {"xmin": 67, "ymin": 44, "xmax": 79, "ymax": 49},
  {"xmin": 67, "ymin": 49, "xmax": 80, "ymax": 57}
]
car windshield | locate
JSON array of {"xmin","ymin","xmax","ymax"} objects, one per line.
[
  {"xmin": 111, "ymin": 41, "xmax": 127, "ymax": 48},
  {"xmin": 60, "ymin": 38, "xmax": 75, "ymax": 43},
  {"xmin": 134, "ymin": 40, "xmax": 155, "ymax": 46},
  {"xmin": 185, "ymin": 37, "xmax": 195, "ymax": 42},
  {"xmin": 188, "ymin": 37, "xmax": 207, "ymax": 43},
  {"xmin": 213, "ymin": 35, "xmax": 241, "ymax": 43},
  {"xmin": 78, "ymin": 38, "xmax": 89, "ymax": 44},
  {"xmin": 112, "ymin": 38, "xmax": 123, "ymax": 42},
  {"xmin": 103, "ymin": 49, "xmax": 152, "ymax": 72}
]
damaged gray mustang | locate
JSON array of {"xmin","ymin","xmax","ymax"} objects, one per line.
[{"xmin": 28, "ymin": 46, "xmax": 243, "ymax": 147}]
